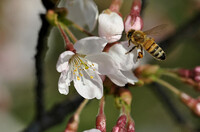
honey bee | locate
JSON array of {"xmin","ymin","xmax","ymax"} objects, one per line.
[{"xmin": 126, "ymin": 24, "xmax": 167, "ymax": 61}]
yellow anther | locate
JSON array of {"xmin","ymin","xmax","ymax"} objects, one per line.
[
  {"xmin": 79, "ymin": 73, "xmax": 83, "ymax": 76},
  {"xmin": 93, "ymin": 69, "xmax": 95, "ymax": 71},
  {"xmin": 92, "ymin": 64, "xmax": 94, "ymax": 66},
  {"xmin": 77, "ymin": 76, "xmax": 80, "ymax": 80},
  {"xmin": 90, "ymin": 76, "xmax": 94, "ymax": 79},
  {"xmin": 74, "ymin": 68, "xmax": 77, "ymax": 72}
]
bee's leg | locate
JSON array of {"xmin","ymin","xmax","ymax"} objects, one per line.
[
  {"xmin": 125, "ymin": 46, "xmax": 136, "ymax": 54},
  {"xmin": 137, "ymin": 45, "xmax": 144, "ymax": 61},
  {"xmin": 128, "ymin": 40, "xmax": 131, "ymax": 47}
]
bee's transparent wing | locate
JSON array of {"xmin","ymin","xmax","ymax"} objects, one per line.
[{"xmin": 143, "ymin": 24, "xmax": 168, "ymax": 36}]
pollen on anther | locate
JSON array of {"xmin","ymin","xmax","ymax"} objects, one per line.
[
  {"xmin": 90, "ymin": 76, "xmax": 94, "ymax": 79},
  {"xmin": 77, "ymin": 76, "xmax": 80, "ymax": 80},
  {"xmin": 79, "ymin": 73, "xmax": 83, "ymax": 76}
]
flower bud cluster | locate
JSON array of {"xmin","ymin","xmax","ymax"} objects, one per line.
[{"xmin": 180, "ymin": 93, "xmax": 200, "ymax": 117}]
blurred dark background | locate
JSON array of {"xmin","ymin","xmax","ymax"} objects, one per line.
[{"xmin": 0, "ymin": 0, "xmax": 200, "ymax": 131}]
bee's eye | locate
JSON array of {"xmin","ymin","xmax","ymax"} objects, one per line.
[
  {"xmin": 127, "ymin": 30, "xmax": 134, "ymax": 38},
  {"xmin": 128, "ymin": 33, "xmax": 132, "ymax": 37}
]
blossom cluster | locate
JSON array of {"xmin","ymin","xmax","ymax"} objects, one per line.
[
  {"xmin": 56, "ymin": 0, "xmax": 142, "ymax": 99},
  {"xmin": 44, "ymin": 0, "xmax": 200, "ymax": 131}
]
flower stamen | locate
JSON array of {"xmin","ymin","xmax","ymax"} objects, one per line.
[{"xmin": 70, "ymin": 54, "xmax": 96, "ymax": 81}]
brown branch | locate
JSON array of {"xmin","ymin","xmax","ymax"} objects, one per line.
[{"xmin": 34, "ymin": 0, "xmax": 60, "ymax": 121}]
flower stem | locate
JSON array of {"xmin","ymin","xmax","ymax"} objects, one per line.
[
  {"xmin": 152, "ymin": 77, "xmax": 181, "ymax": 96},
  {"xmin": 72, "ymin": 23, "xmax": 94, "ymax": 36},
  {"xmin": 75, "ymin": 99, "xmax": 89, "ymax": 115},
  {"xmin": 59, "ymin": 23, "xmax": 77, "ymax": 43},
  {"xmin": 161, "ymin": 70, "xmax": 180, "ymax": 80},
  {"xmin": 99, "ymin": 96, "xmax": 105, "ymax": 114},
  {"xmin": 57, "ymin": 24, "xmax": 75, "ymax": 51}
]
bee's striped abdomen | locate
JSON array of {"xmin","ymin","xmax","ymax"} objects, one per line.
[{"xmin": 143, "ymin": 39, "xmax": 166, "ymax": 61}]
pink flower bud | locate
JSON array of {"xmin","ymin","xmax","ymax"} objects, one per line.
[
  {"xmin": 178, "ymin": 69, "xmax": 190, "ymax": 78},
  {"xmin": 112, "ymin": 114, "xmax": 127, "ymax": 132},
  {"xmin": 124, "ymin": 15, "xmax": 143, "ymax": 32},
  {"xmin": 127, "ymin": 120, "xmax": 135, "ymax": 132},
  {"xmin": 96, "ymin": 97, "xmax": 106, "ymax": 132},
  {"xmin": 65, "ymin": 114, "xmax": 79, "ymax": 132},
  {"xmin": 124, "ymin": 0, "xmax": 143, "ymax": 32},
  {"xmin": 194, "ymin": 76, "xmax": 200, "ymax": 83},
  {"xmin": 98, "ymin": 9, "xmax": 124, "ymax": 43},
  {"xmin": 180, "ymin": 93, "xmax": 200, "ymax": 117},
  {"xmin": 96, "ymin": 113, "xmax": 106, "ymax": 132},
  {"xmin": 194, "ymin": 66, "xmax": 200, "ymax": 75}
]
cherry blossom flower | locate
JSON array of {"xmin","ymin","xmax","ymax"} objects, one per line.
[
  {"xmin": 107, "ymin": 41, "xmax": 138, "ymax": 86},
  {"xmin": 64, "ymin": 0, "xmax": 98, "ymax": 31},
  {"xmin": 98, "ymin": 9, "xmax": 124, "ymax": 43},
  {"xmin": 57, "ymin": 37, "xmax": 122, "ymax": 99}
]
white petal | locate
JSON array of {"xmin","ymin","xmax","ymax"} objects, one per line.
[
  {"xmin": 109, "ymin": 42, "xmax": 138, "ymax": 71},
  {"xmin": 84, "ymin": 128, "xmax": 101, "ymax": 132},
  {"xmin": 73, "ymin": 69, "xmax": 103, "ymax": 99},
  {"xmin": 65, "ymin": 0, "xmax": 85, "ymax": 26},
  {"xmin": 58, "ymin": 70, "xmax": 72, "ymax": 95},
  {"xmin": 107, "ymin": 70, "xmax": 128, "ymax": 87},
  {"xmin": 121, "ymin": 71, "xmax": 138, "ymax": 85},
  {"xmin": 74, "ymin": 37, "xmax": 107, "ymax": 55},
  {"xmin": 85, "ymin": 53, "xmax": 119, "ymax": 75},
  {"xmin": 56, "ymin": 51, "xmax": 74, "ymax": 72},
  {"xmin": 98, "ymin": 10, "xmax": 124, "ymax": 43},
  {"xmin": 82, "ymin": 0, "xmax": 99, "ymax": 31},
  {"xmin": 64, "ymin": 0, "xmax": 98, "ymax": 31}
]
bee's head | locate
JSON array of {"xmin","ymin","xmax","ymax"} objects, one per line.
[{"xmin": 127, "ymin": 29, "xmax": 135, "ymax": 39}]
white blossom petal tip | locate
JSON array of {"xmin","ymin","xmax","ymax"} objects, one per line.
[
  {"xmin": 98, "ymin": 9, "xmax": 124, "ymax": 43},
  {"xmin": 74, "ymin": 37, "xmax": 108, "ymax": 55},
  {"xmin": 56, "ymin": 51, "xmax": 75, "ymax": 72}
]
